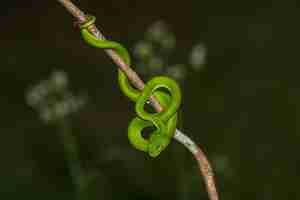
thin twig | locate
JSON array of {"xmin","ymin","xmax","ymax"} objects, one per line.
[{"xmin": 56, "ymin": 1, "xmax": 219, "ymax": 199}]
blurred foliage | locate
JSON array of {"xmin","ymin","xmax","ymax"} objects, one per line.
[{"xmin": 132, "ymin": 20, "xmax": 206, "ymax": 84}]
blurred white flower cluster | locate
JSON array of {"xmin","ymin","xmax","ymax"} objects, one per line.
[
  {"xmin": 189, "ymin": 43, "xmax": 206, "ymax": 70},
  {"xmin": 25, "ymin": 70, "xmax": 87, "ymax": 123},
  {"xmin": 132, "ymin": 20, "xmax": 207, "ymax": 83}
]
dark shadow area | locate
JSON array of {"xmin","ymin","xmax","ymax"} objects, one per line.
[{"xmin": 0, "ymin": 0, "xmax": 299, "ymax": 199}]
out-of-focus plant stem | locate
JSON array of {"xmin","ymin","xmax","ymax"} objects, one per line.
[{"xmin": 59, "ymin": 119, "xmax": 84, "ymax": 199}]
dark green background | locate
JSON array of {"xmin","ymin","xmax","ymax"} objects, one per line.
[{"xmin": 1, "ymin": 0, "xmax": 299, "ymax": 199}]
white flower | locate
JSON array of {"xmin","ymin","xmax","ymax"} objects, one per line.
[{"xmin": 189, "ymin": 43, "xmax": 206, "ymax": 71}]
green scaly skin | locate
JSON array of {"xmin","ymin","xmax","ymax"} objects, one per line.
[{"xmin": 80, "ymin": 16, "xmax": 181, "ymax": 157}]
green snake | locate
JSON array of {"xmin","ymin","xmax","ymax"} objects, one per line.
[{"xmin": 79, "ymin": 16, "xmax": 181, "ymax": 157}]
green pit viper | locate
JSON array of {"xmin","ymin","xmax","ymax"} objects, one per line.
[{"xmin": 79, "ymin": 16, "xmax": 182, "ymax": 157}]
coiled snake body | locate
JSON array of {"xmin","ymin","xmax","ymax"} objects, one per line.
[{"xmin": 80, "ymin": 16, "xmax": 181, "ymax": 157}]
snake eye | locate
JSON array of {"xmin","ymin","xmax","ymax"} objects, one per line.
[
  {"xmin": 149, "ymin": 146, "xmax": 162, "ymax": 157},
  {"xmin": 148, "ymin": 141, "xmax": 167, "ymax": 157},
  {"xmin": 148, "ymin": 130, "xmax": 170, "ymax": 157},
  {"xmin": 153, "ymin": 143, "xmax": 163, "ymax": 152}
]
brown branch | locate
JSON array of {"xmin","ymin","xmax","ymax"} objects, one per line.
[{"xmin": 56, "ymin": 1, "xmax": 219, "ymax": 200}]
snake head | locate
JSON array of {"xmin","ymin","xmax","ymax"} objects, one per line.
[{"xmin": 148, "ymin": 133, "xmax": 171, "ymax": 157}]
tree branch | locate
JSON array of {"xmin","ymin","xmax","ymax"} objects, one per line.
[{"xmin": 56, "ymin": 1, "xmax": 219, "ymax": 200}]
